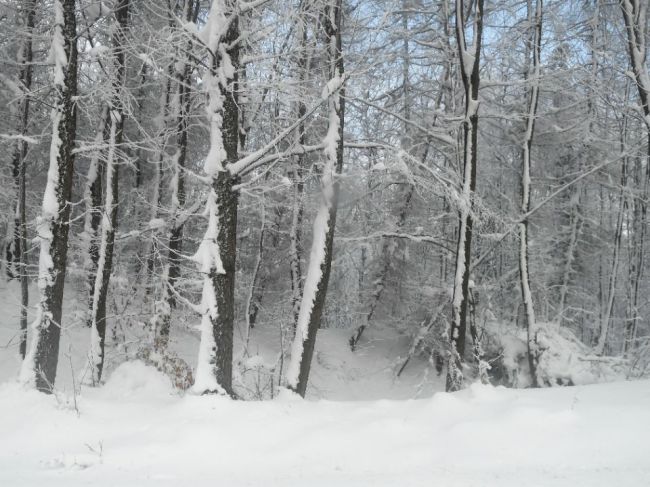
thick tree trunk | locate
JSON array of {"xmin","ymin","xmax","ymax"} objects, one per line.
[
  {"xmin": 447, "ymin": 0, "xmax": 484, "ymax": 392},
  {"xmin": 88, "ymin": 0, "xmax": 130, "ymax": 383},
  {"xmin": 286, "ymin": 0, "xmax": 344, "ymax": 397},
  {"xmin": 8, "ymin": 0, "xmax": 36, "ymax": 359},
  {"xmin": 193, "ymin": 1, "xmax": 240, "ymax": 396},
  {"xmin": 20, "ymin": 0, "xmax": 78, "ymax": 393}
]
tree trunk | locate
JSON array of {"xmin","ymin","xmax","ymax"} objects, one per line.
[
  {"xmin": 88, "ymin": 0, "xmax": 130, "ymax": 383},
  {"xmin": 20, "ymin": 0, "xmax": 78, "ymax": 393},
  {"xmin": 447, "ymin": 0, "xmax": 484, "ymax": 392},
  {"xmin": 155, "ymin": 0, "xmax": 199, "ymax": 350},
  {"xmin": 7, "ymin": 0, "xmax": 36, "ymax": 359},
  {"xmin": 619, "ymin": 0, "xmax": 650, "ymax": 354},
  {"xmin": 192, "ymin": 0, "xmax": 240, "ymax": 396},
  {"xmin": 286, "ymin": 0, "xmax": 344, "ymax": 397},
  {"xmin": 83, "ymin": 105, "xmax": 109, "ymax": 328},
  {"xmin": 289, "ymin": 10, "xmax": 309, "ymax": 332},
  {"xmin": 519, "ymin": 0, "xmax": 542, "ymax": 386}
]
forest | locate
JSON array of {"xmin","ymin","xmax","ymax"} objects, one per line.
[{"xmin": 0, "ymin": 0, "xmax": 649, "ymax": 485}]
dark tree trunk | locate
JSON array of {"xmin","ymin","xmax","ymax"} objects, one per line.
[
  {"xmin": 193, "ymin": 3, "xmax": 241, "ymax": 395},
  {"xmin": 88, "ymin": 0, "xmax": 130, "ymax": 383},
  {"xmin": 287, "ymin": 0, "xmax": 344, "ymax": 397},
  {"xmin": 447, "ymin": 0, "xmax": 484, "ymax": 392},
  {"xmin": 85, "ymin": 106, "xmax": 109, "ymax": 328},
  {"xmin": 8, "ymin": 0, "xmax": 36, "ymax": 359},
  {"xmin": 22, "ymin": 0, "xmax": 78, "ymax": 393},
  {"xmin": 156, "ymin": 0, "xmax": 200, "ymax": 350}
]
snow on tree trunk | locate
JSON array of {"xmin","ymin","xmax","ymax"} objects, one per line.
[
  {"xmin": 155, "ymin": 0, "xmax": 199, "ymax": 350},
  {"xmin": 20, "ymin": 0, "xmax": 78, "ymax": 392},
  {"xmin": 83, "ymin": 106, "xmax": 109, "ymax": 328},
  {"xmin": 286, "ymin": 0, "xmax": 345, "ymax": 398},
  {"xmin": 191, "ymin": 0, "xmax": 240, "ymax": 396},
  {"xmin": 447, "ymin": 0, "xmax": 484, "ymax": 393},
  {"xmin": 87, "ymin": 0, "xmax": 130, "ymax": 384}
]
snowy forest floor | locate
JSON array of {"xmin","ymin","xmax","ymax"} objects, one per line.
[
  {"xmin": 1, "ymin": 283, "xmax": 650, "ymax": 486},
  {"xmin": 0, "ymin": 366, "xmax": 648, "ymax": 486}
]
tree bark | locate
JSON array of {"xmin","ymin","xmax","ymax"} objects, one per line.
[
  {"xmin": 83, "ymin": 105, "xmax": 109, "ymax": 328},
  {"xmin": 447, "ymin": 0, "xmax": 484, "ymax": 392},
  {"xmin": 7, "ymin": 0, "xmax": 36, "ymax": 359},
  {"xmin": 619, "ymin": 0, "xmax": 650, "ymax": 354},
  {"xmin": 519, "ymin": 0, "xmax": 542, "ymax": 387},
  {"xmin": 88, "ymin": 0, "xmax": 130, "ymax": 383},
  {"xmin": 155, "ymin": 0, "xmax": 200, "ymax": 350},
  {"xmin": 193, "ymin": 0, "xmax": 240, "ymax": 396},
  {"xmin": 286, "ymin": 0, "xmax": 345, "ymax": 397},
  {"xmin": 20, "ymin": 0, "xmax": 78, "ymax": 393}
]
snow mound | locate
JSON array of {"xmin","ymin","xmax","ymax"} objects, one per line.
[
  {"xmin": 100, "ymin": 360, "xmax": 174, "ymax": 399},
  {"xmin": 534, "ymin": 322, "xmax": 627, "ymax": 386},
  {"xmin": 484, "ymin": 321, "xmax": 628, "ymax": 387}
]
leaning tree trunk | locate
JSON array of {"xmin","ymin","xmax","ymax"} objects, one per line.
[
  {"xmin": 88, "ymin": 0, "xmax": 130, "ymax": 383},
  {"xmin": 20, "ymin": 0, "xmax": 78, "ymax": 393},
  {"xmin": 519, "ymin": 0, "xmax": 542, "ymax": 387},
  {"xmin": 288, "ymin": 9, "xmax": 310, "ymax": 332},
  {"xmin": 192, "ymin": 0, "xmax": 240, "ymax": 396},
  {"xmin": 286, "ymin": 0, "xmax": 345, "ymax": 398},
  {"xmin": 447, "ymin": 0, "xmax": 484, "ymax": 392},
  {"xmin": 7, "ymin": 0, "xmax": 36, "ymax": 359}
]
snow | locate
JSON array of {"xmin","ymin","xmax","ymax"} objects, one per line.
[
  {"xmin": 1, "ymin": 361, "xmax": 649, "ymax": 486},
  {"xmin": 321, "ymin": 74, "xmax": 344, "ymax": 99},
  {"xmin": 201, "ymin": 0, "xmax": 232, "ymax": 176},
  {"xmin": 87, "ymin": 45, "xmax": 109, "ymax": 59},
  {"xmin": 147, "ymin": 218, "xmax": 166, "ymax": 230},
  {"xmin": 50, "ymin": 1, "xmax": 68, "ymax": 87},
  {"xmin": 190, "ymin": 190, "xmax": 226, "ymax": 394},
  {"xmin": 0, "ymin": 134, "xmax": 39, "ymax": 144}
]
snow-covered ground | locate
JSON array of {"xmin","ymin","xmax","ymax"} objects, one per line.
[
  {"xmin": 1, "ymin": 282, "xmax": 649, "ymax": 486},
  {"xmin": 0, "ymin": 363, "xmax": 648, "ymax": 486}
]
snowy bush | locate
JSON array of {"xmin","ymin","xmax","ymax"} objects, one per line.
[{"xmin": 483, "ymin": 321, "xmax": 629, "ymax": 387}]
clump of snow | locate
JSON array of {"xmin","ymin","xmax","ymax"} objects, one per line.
[
  {"xmin": 50, "ymin": 1, "xmax": 68, "ymax": 87},
  {"xmin": 87, "ymin": 45, "xmax": 109, "ymax": 59},
  {"xmin": 99, "ymin": 360, "xmax": 174, "ymax": 399},
  {"xmin": 147, "ymin": 218, "xmax": 166, "ymax": 230}
]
